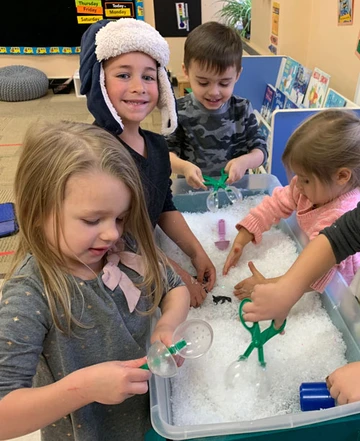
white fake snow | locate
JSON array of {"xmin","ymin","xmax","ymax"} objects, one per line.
[{"xmin": 156, "ymin": 195, "xmax": 347, "ymax": 424}]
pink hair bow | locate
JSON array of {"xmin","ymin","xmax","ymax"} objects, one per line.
[{"xmin": 102, "ymin": 248, "xmax": 145, "ymax": 313}]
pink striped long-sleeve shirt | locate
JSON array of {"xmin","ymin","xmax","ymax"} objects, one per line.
[{"xmin": 237, "ymin": 176, "xmax": 360, "ymax": 292}]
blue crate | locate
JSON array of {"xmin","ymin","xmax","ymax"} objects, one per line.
[{"xmin": 0, "ymin": 202, "xmax": 18, "ymax": 238}]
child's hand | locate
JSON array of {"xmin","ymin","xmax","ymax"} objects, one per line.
[
  {"xmin": 223, "ymin": 229, "xmax": 254, "ymax": 275},
  {"xmin": 223, "ymin": 242, "xmax": 244, "ymax": 275},
  {"xmin": 191, "ymin": 251, "xmax": 216, "ymax": 293},
  {"xmin": 224, "ymin": 157, "xmax": 248, "ymax": 184},
  {"xmin": 233, "ymin": 261, "xmax": 266, "ymax": 299},
  {"xmin": 327, "ymin": 362, "xmax": 360, "ymax": 404},
  {"xmin": 183, "ymin": 163, "xmax": 207, "ymax": 190},
  {"xmin": 151, "ymin": 324, "xmax": 185, "ymax": 367},
  {"xmin": 151, "ymin": 323, "xmax": 175, "ymax": 347},
  {"xmin": 181, "ymin": 269, "xmax": 208, "ymax": 308},
  {"xmin": 81, "ymin": 358, "xmax": 151, "ymax": 405},
  {"xmin": 165, "ymin": 260, "xmax": 208, "ymax": 308},
  {"xmin": 241, "ymin": 282, "xmax": 294, "ymax": 328}
]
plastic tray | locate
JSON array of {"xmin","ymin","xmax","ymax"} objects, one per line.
[{"xmin": 150, "ymin": 174, "xmax": 360, "ymax": 440}]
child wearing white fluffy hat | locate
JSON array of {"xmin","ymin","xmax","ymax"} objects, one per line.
[{"xmin": 80, "ymin": 18, "xmax": 216, "ymax": 307}]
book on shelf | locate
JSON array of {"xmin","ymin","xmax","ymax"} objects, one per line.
[
  {"xmin": 260, "ymin": 84, "xmax": 276, "ymax": 125},
  {"xmin": 277, "ymin": 57, "xmax": 300, "ymax": 97},
  {"xmin": 275, "ymin": 57, "xmax": 287, "ymax": 88},
  {"xmin": 284, "ymin": 97, "xmax": 298, "ymax": 109},
  {"xmin": 345, "ymin": 100, "xmax": 359, "ymax": 108},
  {"xmin": 253, "ymin": 110, "xmax": 272, "ymax": 173},
  {"xmin": 289, "ymin": 65, "xmax": 312, "ymax": 105},
  {"xmin": 324, "ymin": 88, "xmax": 347, "ymax": 108},
  {"xmin": 260, "ymin": 86, "xmax": 286, "ymax": 125},
  {"xmin": 271, "ymin": 88, "xmax": 287, "ymax": 114},
  {"xmin": 254, "ymin": 109, "xmax": 271, "ymax": 142},
  {"xmin": 303, "ymin": 67, "xmax": 331, "ymax": 108}
]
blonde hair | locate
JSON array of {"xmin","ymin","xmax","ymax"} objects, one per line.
[
  {"xmin": 282, "ymin": 109, "xmax": 360, "ymax": 187},
  {"xmin": 7, "ymin": 120, "xmax": 168, "ymax": 333}
]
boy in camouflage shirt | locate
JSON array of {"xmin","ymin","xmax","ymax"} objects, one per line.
[{"xmin": 167, "ymin": 22, "xmax": 268, "ymax": 189}]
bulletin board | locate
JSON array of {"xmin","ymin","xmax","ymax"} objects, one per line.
[
  {"xmin": 153, "ymin": 0, "xmax": 201, "ymax": 37},
  {"xmin": 0, "ymin": 0, "xmax": 144, "ymax": 55}
]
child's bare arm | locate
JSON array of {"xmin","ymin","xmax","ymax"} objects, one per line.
[
  {"xmin": 242, "ymin": 234, "xmax": 336, "ymax": 327},
  {"xmin": 169, "ymin": 153, "xmax": 206, "ymax": 190},
  {"xmin": 0, "ymin": 359, "xmax": 150, "ymax": 440},
  {"xmin": 232, "ymin": 261, "xmax": 314, "ymax": 299},
  {"xmin": 151, "ymin": 285, "xmax": 190, "ymax": 347},
  {"xmin": 327, "ymin": 362, "xmax": 360, "ymax": 404},
  {"xmin": 242, "ymin": 204, "xmax": 360, "ymax": 325},
  {"xmin": 158, "ymin": 210, "xmax": 216, "ymax": 292},
  {"xmin": 168, "ymin": 258, "xmax": 207, "ymax": 308},
  {"xmin": 169, "ymin": 152, "xmax": 189, "ymax": 175},
  {"xmin": 223, "ymin": 228, "xmax": 254, "ymax": 275},
  {"xmin": 225, "ymin": 149, "xmax": 265, "ymax": 184}
]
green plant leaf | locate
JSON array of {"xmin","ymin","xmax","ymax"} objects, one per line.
[{"xmin": 216, "ymin": 0, "xmax": 252, "ymax": 38}]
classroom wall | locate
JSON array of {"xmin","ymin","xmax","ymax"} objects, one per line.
[
  {"xmin": 0, "ymin": 55, "xmax": 80, "ymax": 79},
  {"xmin": 140, "ymin": 0, "xmax": 223, "ymax": 75},
  {"xmin": 1, "ymin": 0, "xmax": 358, "ymax": 100},
  {"xmin": 250, "ymin": 0, "xmax": 360, "ymax": 101},
  {"xmin": 143, "ymin": 0, "xmax": 184, "ymax": 77},
  {"xmin": 250, "ymin": 0, "xmax": 272, "ymax": 54},
  {"xmin": 306, "ymin": 0, "xmax": 360, "ymax": 101}
]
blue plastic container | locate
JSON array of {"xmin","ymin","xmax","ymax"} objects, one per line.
[
  {"xmin": 300, "ymin": 382, "xmax": 335, "ymax": 411},
  {"xmin": 300, "ymin": 382, "xmax": 329, "ymax": 393},
  {"xmin": 150, "ymin": 174, "xmax": 360, "ymax": 441}
]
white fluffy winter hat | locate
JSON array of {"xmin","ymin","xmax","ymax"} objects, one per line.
[{"xmin": 95, "ymin": 18, "xmax": 177, "ymax": 135}]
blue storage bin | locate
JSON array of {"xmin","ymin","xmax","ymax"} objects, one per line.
[{"xmin": 149, "ymin": 174, "xmax": 360, "ymax": 440}]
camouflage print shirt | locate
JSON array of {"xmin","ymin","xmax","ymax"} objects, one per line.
[{"xmin": 166, "ymin": 93, "xmax": 268, "ymax": 177}]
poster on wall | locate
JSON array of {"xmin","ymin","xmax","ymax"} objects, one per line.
[
  {"xmin": 269, "ymin": 2, "xmax": 280, "ymax": 55},
  {"xmin": 338, "ymin": 0, "xmax": 354, "ymax": 25},
  {"xmin": 271, "ymin": 2, "xmax": 280, "ymax": 36},
  {"xmin": 356, "ymin": 30, "xmax": 360, "ymax": 60},
  {"xmin": 153, "ymin": 0, "xmax": 201, "ymax": 37}
]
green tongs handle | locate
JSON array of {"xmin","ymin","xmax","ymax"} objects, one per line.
[
  {"xmin": 202, "ymin": 168, "xmax": 228, "ymax": 190},
  {"xmin": 140, "ymin": 339, "xmax": 187, "ymax": 370},
  {"xmin": 238, "ymin": 298, "xmax": 286, "ymax": 367}
]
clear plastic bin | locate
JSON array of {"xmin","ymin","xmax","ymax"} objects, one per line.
[{"xmin": 150, "ymin": 174, "xmax": 360, "ymax": 440}]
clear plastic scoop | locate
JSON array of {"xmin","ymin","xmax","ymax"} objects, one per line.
[
  {"xmin": 225, "ymin": 299, "xmax": 285, "ymax": 394},
  {"xmin": 225, "ymin": 359, "xmax": 271, "ymax": 397},
  {"xmin": 203, "ymin": 169, "xmax": 243, "ymax": 212},
  {"xmin": 141, "ymin": 319, "xmax": 213, "ymax": 378}
]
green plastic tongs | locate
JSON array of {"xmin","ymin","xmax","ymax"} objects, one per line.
[
  {"xmin": 225, "ymin": 298, "xmax": 286, "ymax": 390},
  {"xmin": 238, "ymin": 298, "xmax": 286, "ymax": 368},
  {"xmin": 202, "ymin": 168, "xmax": 242, "ymax": 212}
]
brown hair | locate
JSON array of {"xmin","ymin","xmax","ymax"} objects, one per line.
[
  {"xmin": 183, "ymin": 21, "xmax": 243, "ymax": 75},
  {"xmin": 282, "ymin": 109, "xmax": 360, "ymax": 187},
  {"xmin": 7, "ymin": 120, "xmax": 169, "ymax": 334}
]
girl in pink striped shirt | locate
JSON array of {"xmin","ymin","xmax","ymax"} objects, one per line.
[{"xmin": 223, "ymin": 109, "xmax": 360, "ymax": 297}]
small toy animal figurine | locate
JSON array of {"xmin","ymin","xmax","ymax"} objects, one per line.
[{"xmin": 212, "ymin": 295, "xmax": 232, "ymax": 305}]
